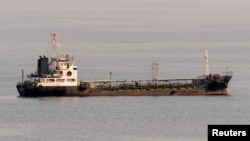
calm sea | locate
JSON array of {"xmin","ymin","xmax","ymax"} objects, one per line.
[{"xmin": 1, "ymin": 0, "xmax": 250, "ymax": 141}]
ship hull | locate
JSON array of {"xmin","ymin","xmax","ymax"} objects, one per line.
[
  {"xmin": 16, "ymin": 86, "xmax": 228, "ymax": 97},
  {"xmin": 16, "ymin": 76, "xmax": 231, "ymax": 97}
]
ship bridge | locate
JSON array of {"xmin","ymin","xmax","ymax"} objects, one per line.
[
  {"xmin": 34, "ymin": 32, "xmax": 78, "ymax": 87},
  {"xmin": 55, "ymin": 54, "xmax": 75, "ymax": 70}
]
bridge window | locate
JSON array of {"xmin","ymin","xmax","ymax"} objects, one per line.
[
  {"xmin": 57, "ymin": 79, "xmax": 65, "ymax": 83},
  {"xmin": 67, "ymin": 79, "xmax": 76, "ymax": 82},
  {"xmin": 47, "ymin": 79, "xmax": 55, "ymax": 83}
]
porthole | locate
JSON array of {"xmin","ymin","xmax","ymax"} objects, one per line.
[{"xmin": 67, "ymin": 71, "xmax": 72, "ymax": 76}]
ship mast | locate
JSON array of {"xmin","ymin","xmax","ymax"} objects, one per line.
[
  {"xmin": 49, "ymin": 32, "xmax": 59, "ymax": 70},
  {"xmin": 205, "ymin": 44, "xmax": 209, "ymax": 76},
  {"xmin": 51, "ymin": 32, "xmax": 57, "ymax": 60},
  {"xmin": 152, "ymin": 62, "xmax": 158, "ymax": 80}
]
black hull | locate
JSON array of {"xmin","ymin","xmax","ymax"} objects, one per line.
[{"xmin": 16, "ymin": 76, "xmax": 232, "ymax": 97}]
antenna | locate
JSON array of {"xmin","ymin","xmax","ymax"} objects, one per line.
[{"xmin": 205, "ymin": 44, "xmax": 209, "ymax": 76}]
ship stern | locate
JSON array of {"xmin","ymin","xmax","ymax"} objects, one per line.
[{"xmin": 16, "ymin": 82, "xmax": 26, "ymax": 97}]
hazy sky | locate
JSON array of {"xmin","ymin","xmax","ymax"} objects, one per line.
[{"xmin": 1, "ymin": 0, "xmax": 250, "ymax": 44}]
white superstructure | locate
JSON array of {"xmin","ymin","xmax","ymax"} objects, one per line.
[
  {"xmin": 28, "ymin": 32, "xmax": 78, "ymax": 87},
  {"xmin": 36, "ymin": 55, "xmax": 78, "ymax": 87}
]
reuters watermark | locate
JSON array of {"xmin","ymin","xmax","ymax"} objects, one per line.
[{"xmin": 208, "ymin": 125, "xmax": 250, "ymax": 141}]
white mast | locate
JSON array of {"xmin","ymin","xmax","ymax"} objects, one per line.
[
  {"xmin": 152, "ymin": 62, "xmax": 158, "ymax": 80},
  {"xmin": 49, "ymin": 32, "xmax": 58, "ymax": 71},
  {"xmin": 205, "ymin": 44, "xmax": 209, "ymax": 76},
  {"xmin": 51, "ymin": 32, "xmax": 57, "ymax": 59}
]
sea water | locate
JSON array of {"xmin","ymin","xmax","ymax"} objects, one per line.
[{"xmin": 0, "ymin": 0, "xmax": 250, "ymax": 141}]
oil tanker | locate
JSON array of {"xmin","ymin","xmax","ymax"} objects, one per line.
[{"xmin": 16, "ymin": 32, "xmax": 232, "ymax": 97}]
